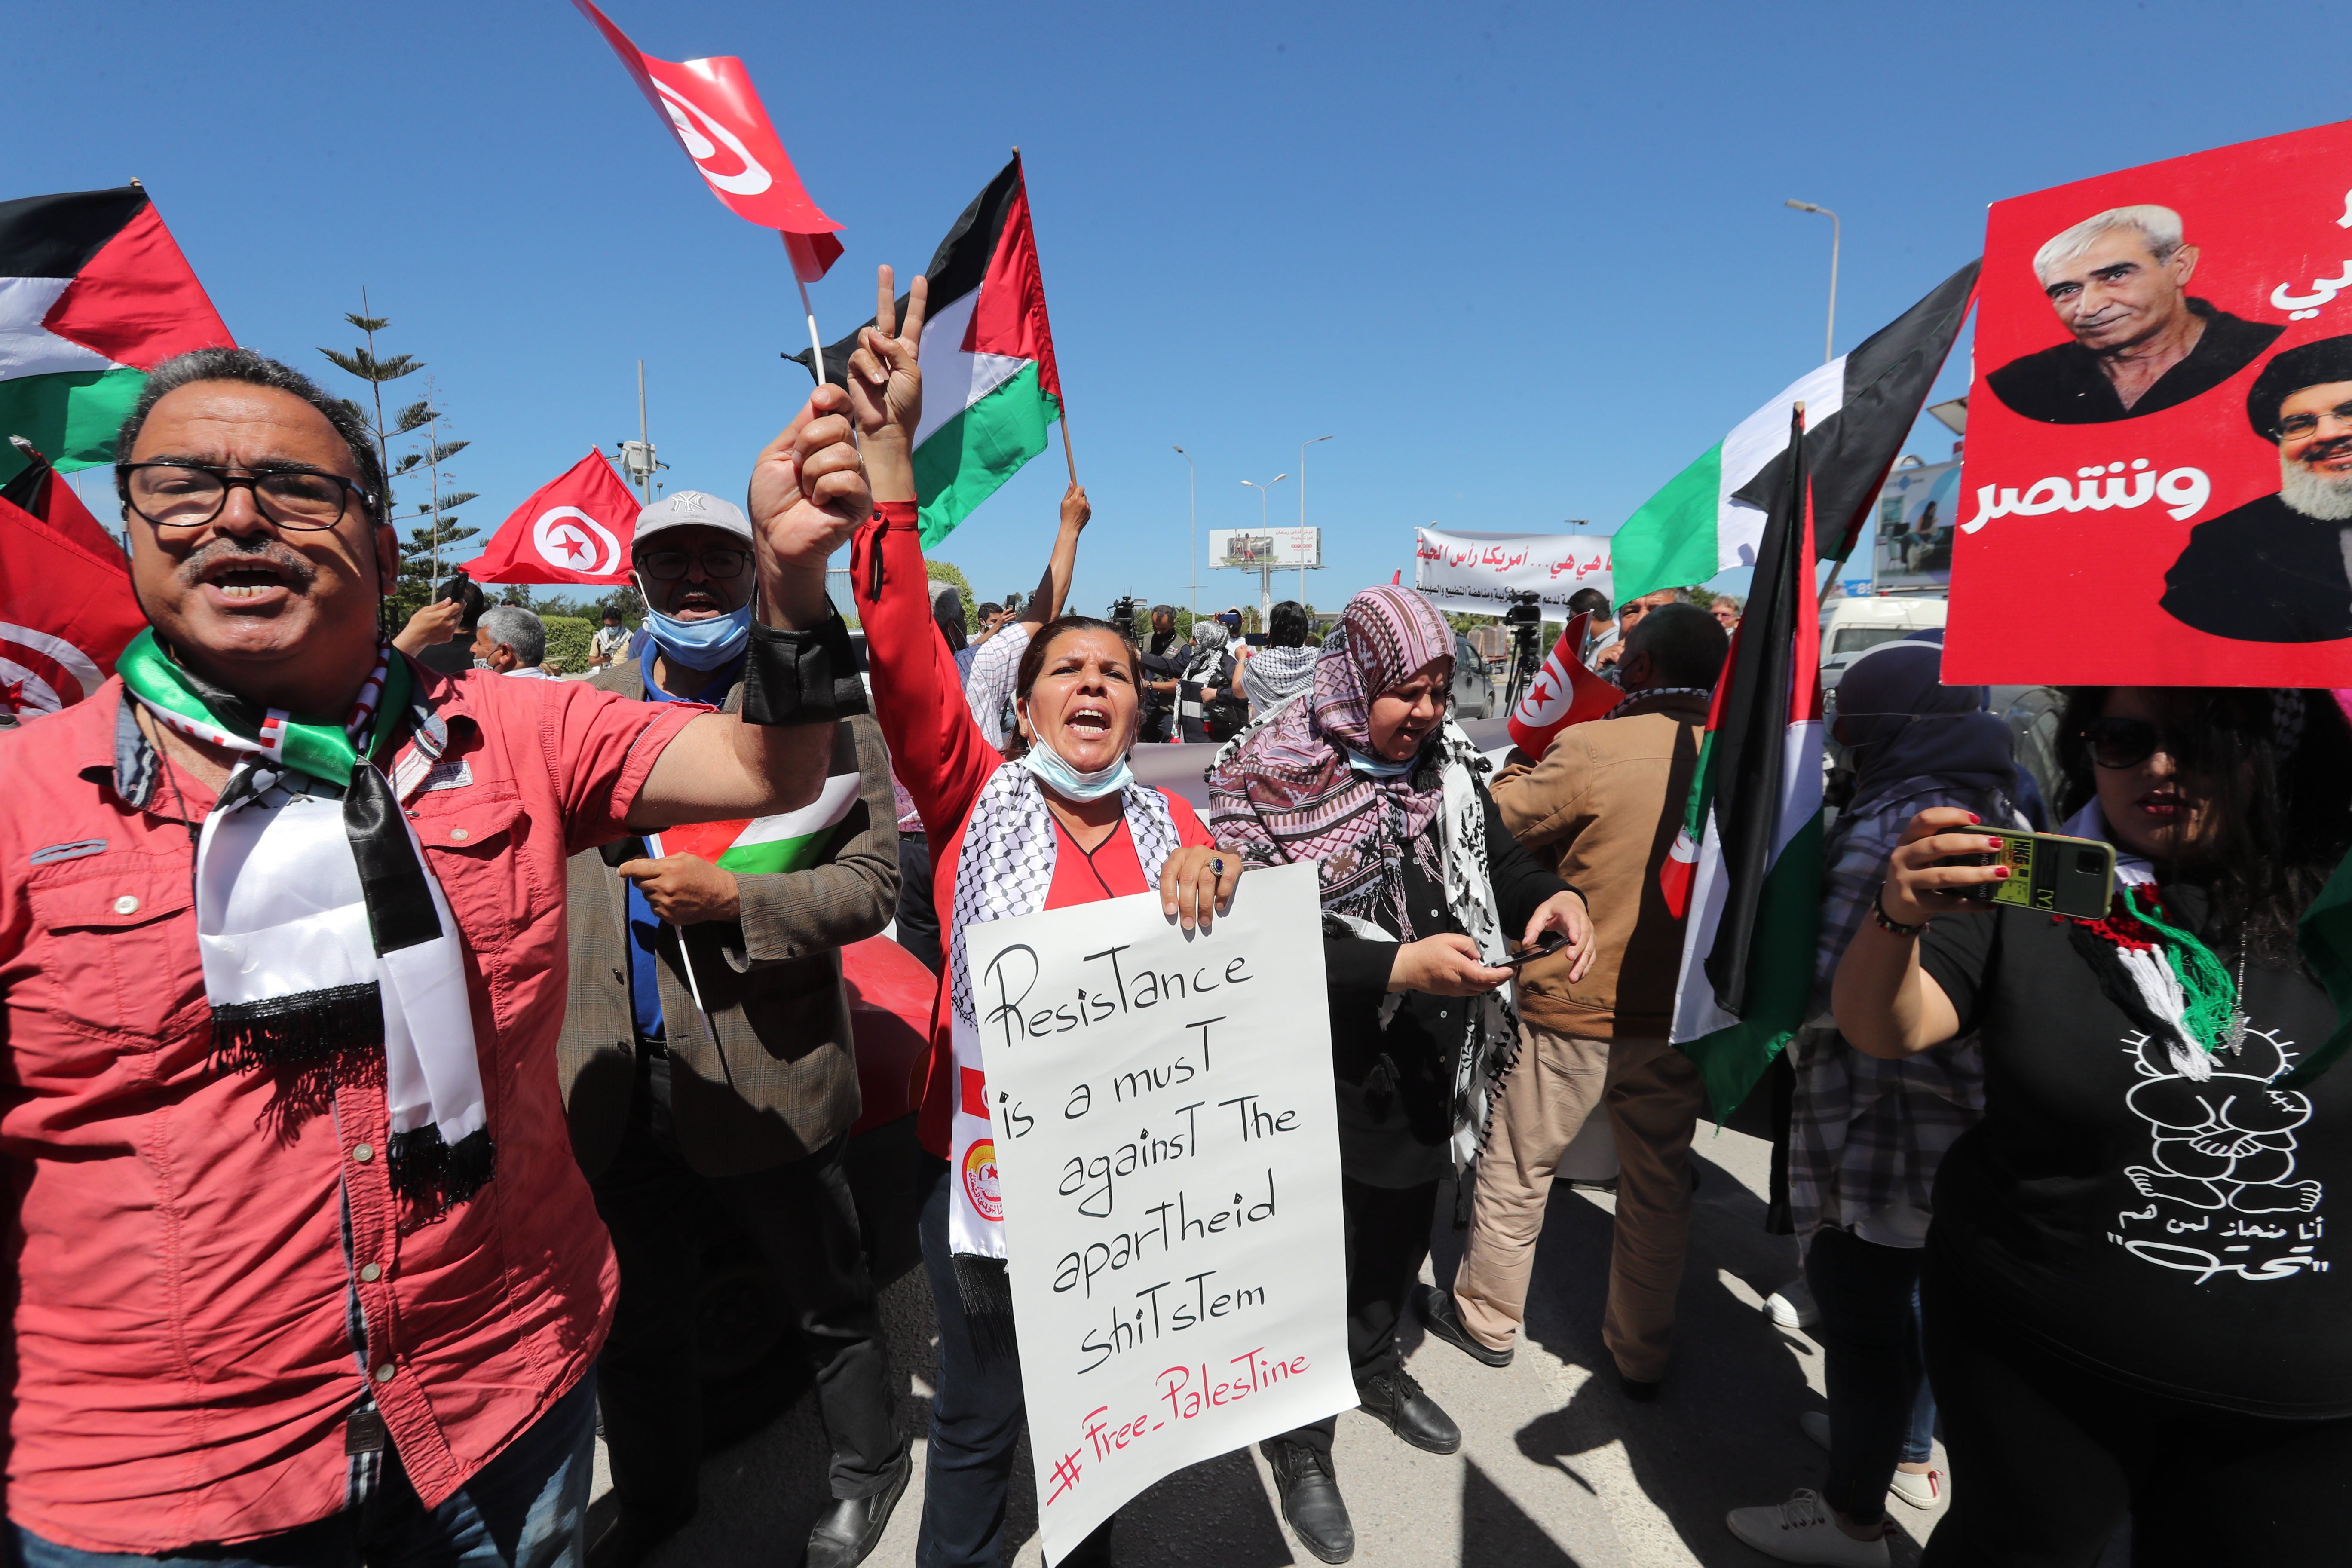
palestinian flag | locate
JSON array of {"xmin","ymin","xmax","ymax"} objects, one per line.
[
  {"xmin": 1609, "ymin": 260, "xmax": 1978, "ymax": 604},
  {"xmin": 793, "ymin": 156, "xmax": 1061, "ymax": 548},
  {"xmin": 0, "ymin": 186, "xmax": 233, "ymax": 486},
  {"xmin": 648, "ymin": 720, "xmax": 863, "ymax": 875},
  {"xmin": 1662, "ymin": 407, "xmax": 1825, "ymax": 1120}
]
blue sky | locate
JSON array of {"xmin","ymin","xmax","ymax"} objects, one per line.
[{"xmin": 12, "ymin": 1, "xmax": 2348, "ymax": 616}]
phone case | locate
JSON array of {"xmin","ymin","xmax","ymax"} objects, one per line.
[{"xmin": 1954, "ymin": 830, "xmax": 2116, "ymax": 919}]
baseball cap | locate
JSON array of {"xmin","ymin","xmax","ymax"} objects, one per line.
[{"xmin": 634, "ymin": 490, "xmax": 752, "ymax": 548}]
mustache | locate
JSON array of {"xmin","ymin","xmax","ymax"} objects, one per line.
[{"xmin": 178, "ymin": 534, "xmax": 320, "ymax": 590}]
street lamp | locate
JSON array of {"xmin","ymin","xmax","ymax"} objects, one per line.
[
  {"xmin": 1299, "ymin": 435, "xmax": 1333, "ymax": 607},
  {"xmin": 1240, "ymin": 474, "xmax": 1288, "ymax": 620},
  {"xmin": 1172, "ymin": 445, "xmax": 1197, "ymax": 622},
  {"xmin": 1786, "ymin": 199, "xmax": 1841, "ymax": 364}
]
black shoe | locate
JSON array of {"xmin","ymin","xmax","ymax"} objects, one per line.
[
  {"xmin": 1415, "ymin": 1283, "xmax": 1513, "ymax": 1368},
  {"xmin": 590, "ymin": 1508, "xmax": 689, "ymax": 1568},
  {"xmin": 1265, "ymin": 1441, "xmax": 1355, "ymax": 1564},
  {"xmin": 802, "ymin": 1448, "xmax": 913, "ymax": 1568},
  {"xmin": 1354, "ymin": 1368, "xmax": 1461, "ymax": 1455},
  {"xmin": 1617, "ymin": 1370, "xmax": 1662, "ymax": 1403}
]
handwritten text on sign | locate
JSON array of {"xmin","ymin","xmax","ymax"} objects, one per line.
[{"xmin": 964, "ymin": 861, "xmax": 1352, "ymax": 1563}]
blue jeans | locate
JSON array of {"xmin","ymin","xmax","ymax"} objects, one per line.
[
  {"xmin": 12, "ymin": 1374, "xmax": 597, "ymax": 1568},
  {"xmin": 1807, "ymin": 1227, "xmax": 1936, "ymax": 1525}
]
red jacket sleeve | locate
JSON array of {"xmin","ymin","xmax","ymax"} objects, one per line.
[{"xmin": 850, "ymin": 502, "xmax": 1001, "ymax": 837}]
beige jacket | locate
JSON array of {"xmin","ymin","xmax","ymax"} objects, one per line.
[{"xmin": 1490, "ymin": 689, "xmax": 1709, "ymax": 1040}]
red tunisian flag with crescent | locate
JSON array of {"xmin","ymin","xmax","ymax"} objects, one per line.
[
  {"xmin": 465, "ymin": 450, "xmax": 643, "ymax": 586},
  {"xmin": 0, "ymin": 493, "xmax": 144, "ymax": 717},
  {"xmin": 1505, "ymin": 611, "xmax": 1625, "ymax": 757},
  {"xmin": 570, "ymin": 0, "xmax": 843, "ymax": 282}
]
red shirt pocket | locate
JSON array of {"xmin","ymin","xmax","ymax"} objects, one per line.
[
  {"xmin": 411, "ymin": 785, "xmax": 538, "ymax": 952},
  {"xmin": 27, "ymin": 854, "xmax": 199, "ymax": 1042}
]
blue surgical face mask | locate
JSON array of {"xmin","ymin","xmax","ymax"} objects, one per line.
[
  {"xmin": 637, "ymin": 571, "xmax": 753, "ymax": 672},
  {"xmin": 1347, "ymin": 746, "xmax": 1415, "ymax": 779},
  {"xmin": 1020, "ymin": 738, "xmax": 1133, "ymax": 802}
]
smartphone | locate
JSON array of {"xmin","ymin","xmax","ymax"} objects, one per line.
[
  {"xmin": 1942, "ymin": 828, "xmax": 2116, "ymax": 919},
  {"xmin": 1499, "ymin": 933, "xmax": 1572, "ymax": 970}
]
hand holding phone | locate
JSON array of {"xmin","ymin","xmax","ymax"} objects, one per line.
[
  {"xmin": 1935, "ymin": 827, "xmax": 2116, "ymax": 920},
  {"xmin": 1500, "ymin": 932, "xmax": 1572, "ymax": 970}
]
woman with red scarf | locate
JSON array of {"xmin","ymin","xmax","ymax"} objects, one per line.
[{"xmin": 842, "ymin": 269, "xmax": 1233, "ymax": 1568}]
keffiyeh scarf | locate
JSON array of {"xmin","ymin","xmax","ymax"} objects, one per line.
[
  {"xmin": 1240, "ymin": 643, "xmax": 1317, "ymax": 711},
  {"xmin": 1181, "ymin": 621, "xmax": 1232, "ymax": 683},
  {"xmin": 119, "ymin": 630, "xmax": 492, "ymax": 1208},
  {"xmin": 942, "ymin": 761, "xmax": 1181, "ymax": 1333},
  {"xmin": 1210, "ymin": 587, "xmax": 1519, "ymax": 1168}
]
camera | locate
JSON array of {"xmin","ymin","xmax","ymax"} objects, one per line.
[{"xmin": 1501, "ymin": 589, "xmax": 1544, "ymax": 628}]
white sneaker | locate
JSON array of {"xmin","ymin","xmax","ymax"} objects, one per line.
[
  {"xmin": 1799, "ymin": 1414, "xmax": 1944, "ymax": 1509},
  {"xmin": 1765, "ymin": 1277, "xmax": 1821, "ymax": 1329},
  {"xmin": 1890, "ymin": 1467, "xmax": 1943, "ymax": 1510},
  {"xmin": 1725, "ymin": 1490, "xmax": 1890, "ymax": 1566}
]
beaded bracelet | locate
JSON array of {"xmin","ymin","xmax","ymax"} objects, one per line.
[{"xmin": 1872, "ymin": 881, "xmax": 1929, "ymax": 938}]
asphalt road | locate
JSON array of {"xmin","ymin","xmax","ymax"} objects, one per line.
[{"xmin": 588, "ymin": 1119, "xmax": 2131, "ymax": 1566}]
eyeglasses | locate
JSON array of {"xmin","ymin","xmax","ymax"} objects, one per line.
[
  {"xmin": 119, "ymin": 462, "xmax": 370, "ymax": 531},
  {"xmin": 2275, "ymin": 398, "xmax": 2352, "ymax": 441},
  {"xmin": 2079, "ymin": 716, "xmax": 2245, "ymax": 773},
  {"xmin": 636, "ymin": 547, "xmax": 750, "ymax": 581}
]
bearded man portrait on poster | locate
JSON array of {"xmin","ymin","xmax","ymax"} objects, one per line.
[{"xmin": 2162, "ymin": 337, "xmax": 2352, "ymax": 643}]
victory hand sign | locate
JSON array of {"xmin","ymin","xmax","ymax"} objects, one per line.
[{"xmin": 847, "ymin": 264, "xmax": 928, "ymax": 505}]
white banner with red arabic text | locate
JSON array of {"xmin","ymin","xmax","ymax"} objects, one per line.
[{"xmin": 1414, "ymin": 527, "xmax": 1612, "ymax": 616}]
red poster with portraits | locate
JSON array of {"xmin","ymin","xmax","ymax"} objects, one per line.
[{"xmin": 1945, "ymin": 119, "xmax": 2352, "ymax": 686}]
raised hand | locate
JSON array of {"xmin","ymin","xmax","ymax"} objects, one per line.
[
  {"xmin": 1060, "ymin": 482, "xmax": 1091, "ymax": 533},
  {"xmin": 846, "ymin": 264, "xmax": 928, "ymax": 447},
  {"xmin": 1883, "ymin": 806, "xmax": 2006, "ymax": 925},
  {"xmin": 747, "ymin": 382, "xmax": 870, "ymax": 627}
]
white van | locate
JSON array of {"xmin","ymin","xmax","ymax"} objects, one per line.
[{"xmin": 1819, "ymin": 595, "xmax": 1947, "ymax": 692}]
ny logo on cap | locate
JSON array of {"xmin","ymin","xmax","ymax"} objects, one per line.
[{"xmin": 676, "ymin": 493, "xmax": 707, "ymax": 512}]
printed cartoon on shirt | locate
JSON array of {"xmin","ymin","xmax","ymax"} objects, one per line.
[
  {"xmin": 1945, "ymin": 117, "xmax": 2352, "ymax": 689},
  {"xmin": 2109, "ymin": 1026, "xmax": 2328, "ymax": 1282}
]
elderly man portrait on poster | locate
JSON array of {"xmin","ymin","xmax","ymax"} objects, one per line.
[
  {"xmin": 1987, "ymin": 204, "xmax": 2281, "ymax": 424},
  {"xmin": 2162, "ymin": 337, "xmax": 2352, "ymax": 643}
]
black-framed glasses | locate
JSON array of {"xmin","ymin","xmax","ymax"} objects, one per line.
[
  {"xmin": 2080, "ymin": 716, "xmax": 2244, "ymax": 773},
  {"xmin": 119, "ymin": 462, "xmax": 370, "ymax": 531},
  {"xmin": 2275, "ymin": 397, "xmax": 2352, "ymax": 441},
  {"xmin": 637, "ymin": 547, "xmax": 750, "ymax": 581}
]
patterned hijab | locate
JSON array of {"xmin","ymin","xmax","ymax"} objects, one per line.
[{"xmin": 1210, "ymin": 585, "xmax": 1456, "ymax": 935}]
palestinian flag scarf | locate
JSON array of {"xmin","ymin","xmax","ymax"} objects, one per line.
[{"xmin": 117, "ymin": 631, "xmax": 492, "ymax": 1207}]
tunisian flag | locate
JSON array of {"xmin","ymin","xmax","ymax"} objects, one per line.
[
  {"xmin": 1505, "ymin": 611, "xmax": 1623, "ymax": 757},
  {"xmin": 0, "ymin": 493, "xmax": 143, "ymax": 717},
  {"xmin": 570, "ymin": 0, "xmax": 843, "ymax": 281},
  {"xmin": 466, "ymin": 450, "xmax": 642, "ymax": 586}
]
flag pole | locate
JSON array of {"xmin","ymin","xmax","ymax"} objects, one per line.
[
  {"xmin": 791, "ymin": 255, "xmax": 827, "ymax": 394},
  {"xmin": 1014, "ymin": 146, "xmax": 1079, "ymax": 488}
]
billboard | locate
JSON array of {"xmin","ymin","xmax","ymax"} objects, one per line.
[
  {"xmin": 1210, "ymin": 527, "xmax": 1320, "ymax": 569},
  {"xmin": 1945, "ymin": 118, "xmax": 2352, "ymax": 686},
  {"xmin": 1869, "ymin": 459, "xmax": 1962, "ymax": 591},
  {"xmin": 1414, "ymin": 527, "xmax": 1613, "ymax": 615}
]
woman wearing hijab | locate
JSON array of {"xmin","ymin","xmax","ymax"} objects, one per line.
[
  {"xmin": 1209, "ymin": 585, "xmax": 1593, "ymax": 1565},
  {"xmin": 1243, "ymin": 599, "xmax": 1320, "ymax": 717},
  {"xmin": 845, "ymin": 267, "xmax": 1237, "ymax": 1568},
  {"xmin": 1176, "ymin": 617, "xmax": 1237, "ymax": 742},
  {"xmin": 1729, "ymin": 635, "xmax": 2015, "ymax": 1563}
]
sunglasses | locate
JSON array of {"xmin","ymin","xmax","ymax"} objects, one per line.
[{"xmin": 2079, "ymin": 716, "xmax": 2248, "ymax": 773}]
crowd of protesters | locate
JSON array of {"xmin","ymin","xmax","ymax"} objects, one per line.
[{"xmin": 0, "ymin": 264, "xmax": 2342, "ymax": 1568}]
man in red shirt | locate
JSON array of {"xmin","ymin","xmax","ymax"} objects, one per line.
[{"xmin": 0, "ymin": 346, "xmax": 870, "ymax": 1565}]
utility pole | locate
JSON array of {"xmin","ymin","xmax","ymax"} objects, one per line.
[
  {"xmin": 1173, "ymin": 446, "xmax": 1197, "ymax": 622},
  {"xmin": 1299, "ymin": 434, "xmax": 1332, "ymax": 607},
  {"xmin": 616, "ymin": 359, "xmax": 664, "ymax": 502},
  {"xmin": 1786, "ymin": 200, "xmax": 1841, "ymax": 363},
  {"xmin": 1240, "ymin": 474, "xmax": 1288, "ymax": 619}
]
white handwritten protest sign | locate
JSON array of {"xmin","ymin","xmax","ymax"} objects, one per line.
[
  {"xmin": 1415, "ymin": 525, "xmax": 1613, "ymax": 615},
  {"xmin": 962, "ymin": 861, "xmax": 1352, "ymax": 1563}
]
